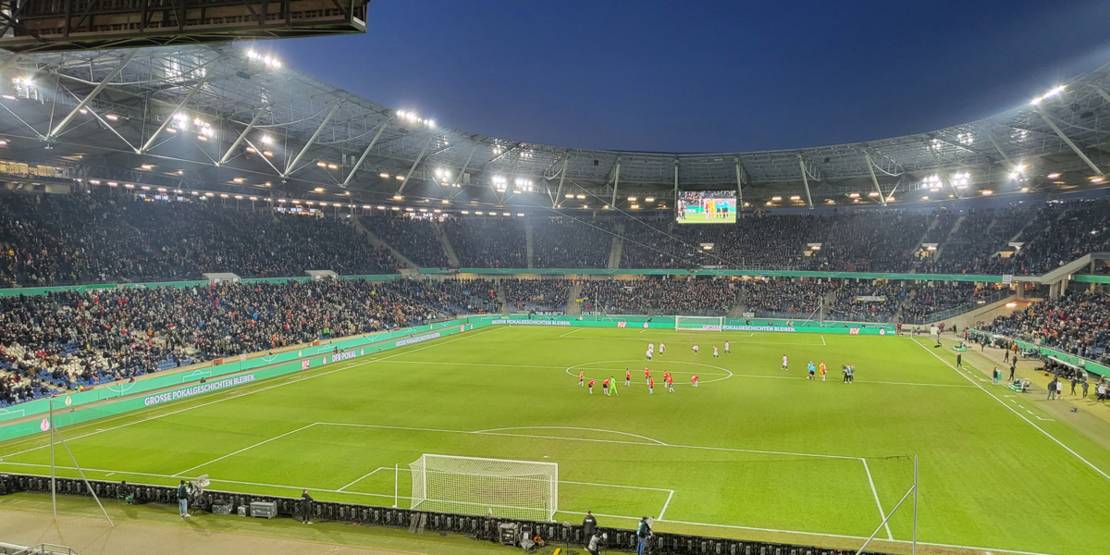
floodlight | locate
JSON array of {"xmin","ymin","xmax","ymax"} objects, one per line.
[
  {"xmin": 1046, "ymin": 172, "xmax": 1061, "ymax": 179},
  {"xmin": 1030, "ymin": 85, "xmax": 1065, "ymax": 105},
  {"xmin": 260, "ymin": 134, "xmax": 274, "ymax": 145},
  {"xmin": 771, "ymin": 196, "xmax": 782, "ymax": 201},
  {"xmin": 393, "ymin": 195, "xmax": 403, "ymax": 200}
]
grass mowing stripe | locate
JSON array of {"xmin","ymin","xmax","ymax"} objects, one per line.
[
  {"xmin": 911, "ymin": 337, "xmax": 1110, "ymax": 481},
  {"xmin": 0, "ymin": 326, "xmax": 503, "ymax": 461}
]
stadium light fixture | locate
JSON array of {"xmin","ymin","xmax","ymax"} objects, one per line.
[
  {"xmin": 419, "ymin": 208, "xmax": 428, "ymax": 213},
  {"xmin": 441, "ymin": 199, "xmax": 450, "ymax": 205},
  {"xmin": 313, "ymin": 186, "xmax": 326, "ymax": 193},
  {"xmin": 603, "ymin": 204, "xmax": 610, "ymax": 210},
  {"xmin": 250, "ymin": 196, "xmax": 258, "ymax": 201},
  {"xmin": 789, "ymin": 195, "xmax": 801, "ymax": 201},
  {"xmin": 921, "ymin": 195, "xmax": 929, "ymax": 201},
  {"xmin": 232, "ymin": 177, "xmax": 246, "ymax": 184},
  {"xmin": 461, "ymin": 210, "xmax": 470, "ymax": 215},
  {"xmin": 1030, "ymin": 85, "xmax": 1065, "ymax": 105},
  {"xmin": 107, "ymin": 181, "xmax": 119, "ymax": 187},
  {"xmin": 848, "ymin": 192, "xmax": 860, "ymax": 198},
  {"xmin": 390, "ymin": 206, "xmax": 400, "ymax": 211},
  {"xmin": 105, "ymin": 113, "xmax": 119, "ymax": 121},
  {"xmin": 980, "ymin": 189, "xmax": 994, "ymax": 195},
  {"xmin": 0, "ymin": 139, "xmax": 8, "ymax": 147},
  {"xmin": 564, "ymin": 193, "xmax": 574, "ymax": 199},
  {"xmin": 89, "ymin": 179, "xmax": 101, "ymax": 185},
  {"xmin": 1007, "ymin": 164, "xmax": 1027, "ymax": 180},
  {"xmin": 575, "ymin": 194, "xmax": 586, "ymax": 200},
  {"xmin": 771, "ymin": 196, "xmax": 782, "ymax": 202},
  {"xmin": 627, "ymin": 196, "xmax": 638, "ymax": 202},
  {"xmin": 376, "ymin": 205, "xmax": 386, "ymax": 210},
  {"xmin": 630, "ymin": 204, "xmax": 640, "ymax": 209},
  {"xmin": 379, "ymin": 172, "xmax": 390, "ymax": 179},
  {"xmin": 950, "ymin": 171, "xmax": 971, "ymax": 189},
  {"xmin": 1046, "ymin": 172, "xmax": 1061, "ymax": 179},
  {"xmin": 867, "ymin": 191, "xmax": 880, "ymax": 197},
  {"xmin": 392, "ymin": 194, "xmax": 403, "ymax": 201},
  {"xmin": 1020, "ymin": 187, "xmax": 1030, "ymax": 192},
  {"xmin": 140, "ymin": 164, "xmax": 154, "ymax": 170},
  {"xmin": 140, "ymin": 185, "xmax": 151, "ymax": 191},
  {"xmin": 1091, "ymin": 176, "xmax": 1106, "ymax": 184},
  {"xmin": 260, "ymin": 134, "xmax": 274, "ymax": 146},
  {"xmin": 395, "ymin": 175, "xmax": 405, "ymax": 181},
  {"xmin": 502, "ymin": 212, "xmax": 511, "ymax": 216},
  {"xmin": 517, "ymin": 213, "xmax": 525, "ymax": 217},
  {"xmin": 957, "ymin": 132, "xmax": 974, "ymax": 146},
  {"xmin": 645, "ymin": 197, "xmax": 655, "ymax": 202}
]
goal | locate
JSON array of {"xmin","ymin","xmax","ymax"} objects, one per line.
[
  {"xmin": 675, "ymin": 315, "xmax": 724, "ymax": 331},
  {"xmin": 408, "ymin": 454, "xmax": 558, "ymax": 521}
]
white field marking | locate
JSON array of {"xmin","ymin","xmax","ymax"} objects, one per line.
[
  {"xmin": 0, "ymin": 462, "xmax": 405, "ymax": 502},
  {"xmin": 337, "ymin": 467, "xmax": 386, "ymax": 492},
  {"xmin": 345, "ymin": 465, "xmax": 672, "ymax": 496},
  {"xmin": 0, "ymin": 459, "xmax": 1047, "ymax": 555},
  {"xmin": 657, "ymin": 489, "xmax": 675, "ymax": 521},
  {"xmin": 472, "ymin": 426, "xmax": 667, "ymax": 445},
  {"xmin": 316, "ymin": 421, "xmax": 860, "ymax": 461},
  {"xmin": 172, "ymin": 422, "xmax": 318, "ymax": 476},
  {"xmin": 564, "ymin": 359, "xmax": 734, "ymax": 386},
  {"xmin": 820, "ymin": 334, "xmax": 827, "ymax": 346},
  {"xmin": 105, "ymin": 472, "xmax": 116, "ymax": 477},
  {"xmin": 555, "ymin": 334, "xmax": 825, "ymax": 347},
  {"xmin": 11, "ymin": 461, "xmax": 1052, "ymax": 555},
  {"xmin": 0, "ymin": 326, "xmax": 504, "ymax": 461},
  {"xmin": 558, "ymin": 327, "xmax": 585, "ymax": 338},
  {"xmin": 912, "ymin": 338, "xmax": 1109, "ymax": 481},
  {"xmin": 860, "ymin": 458, "xmax": 893, "ymax": 541},
  {"xmin": 557, "ymin": 510, "xmax": 1053, "ymax": 555}
]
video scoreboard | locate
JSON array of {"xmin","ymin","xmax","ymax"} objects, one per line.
[{"xmin": 676, "ymin": 191, "xmax": 737, "ymax": 224}]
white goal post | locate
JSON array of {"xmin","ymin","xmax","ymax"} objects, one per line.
[
  {"xmin": 408, "ymin": 454, "xmax": 558, "ymax": 521},
  {"xmin": 675, "ymin": 315, "xmax": 724, "ymax": 331}
]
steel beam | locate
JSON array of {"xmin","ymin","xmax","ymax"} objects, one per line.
[
  {"xmin": 733, "ymin": 158, "xmax": 744, "ymax": 210},
  {"xmin": 553, "ymin": 156, "xmax": 569, "ymax": 207},
  {"xmin": 283, "ymin": 104, "xmax": 339, "ymax": 177},
  {"xmin": 395, "ymin": 134, "xmax": 435, "ymax": 195},
  {"xmin": 341, "ymin": 121, "xmax": 388, "ymax": 187},
  {"xmin": 864, "ymin": 153, "xmax": 887, "ymax": 206},
  {"xmin": 450, "ymin": 145, "xmax": 480, "ymax": 200},
  {"xmin": 798, "ymin": 156, "xmax": 814, "ymax": 209},
  {"xmin": 47, "ymin": 50, "xmax": 137, "ymax": 139},
  {"xmin": 1034, "ymin": 106, "xmax": 1104, "ymax": 176},
  {"xmin": 140, "ymin": 79, "xmax": 207, "ymax": 154},
  {"xmin": 609, "ymin": 160, "xmax": 622, "ymax": 207},
  {"xmin": 217, "ymin": 109, "xmax": 265, "ymax": 165}
]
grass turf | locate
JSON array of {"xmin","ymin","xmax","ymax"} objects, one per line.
[{"xmin": 1, "ymin": 325, "xmax": 1107, "ymax": 554}]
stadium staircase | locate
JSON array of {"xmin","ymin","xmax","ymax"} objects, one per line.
[
  {"xmin": 431, "ymin": 222, "xmax": 460, "ymax": 267},
  {"xmin": 912, "ymin": 212, "xmax": 944, "ymax": 257},
  {"xmin": 565, "ymin": 281, "xmax": 583, "ymax": 315},
  {"xmin": 608, "ymin": 223, "xmax": 624, "ymax": 269},
  {"xmin": 495, "ymin": 280, "xmax": 509, "ymax": 313},
  {"xmin": 525, "ymin": 220, "xmax": 535, "ymax": 269},
  {"xmin": 933, "ymin": 212, "xmax": 967, "ymax": 262},
  {"xmin": 351, "ymin": 217, "xmax": 417, "ymax": 269}
]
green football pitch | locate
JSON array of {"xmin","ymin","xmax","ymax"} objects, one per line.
[{"xmin": 1, "ymin": 326, "xmax": 1107, "ymax": 554}]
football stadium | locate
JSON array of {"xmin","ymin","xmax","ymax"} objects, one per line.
[{"xmin": 0, "ymin": 2, "xmax": 1108, "ymax": 555}]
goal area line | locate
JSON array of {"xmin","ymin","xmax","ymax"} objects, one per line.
[{"xmin": 0, "ymin": 463, "xmax": 1051, "ymax": 555}]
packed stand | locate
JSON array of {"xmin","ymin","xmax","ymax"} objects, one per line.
[
  {"xmin": 984, "ymin": 289, "xmax": 1110, "ymax": 363},
  {"xmin": 359, "ymin": 214, "xmax": 450, "ymax": 267},
  {"xmin": 581, "ymin": 277, "xmax": 738, "ymax": 315},
  {"xmin": 0, "ymin": 191, "xmax": 398, "ymax": 287},
  {"xmin": 442, "ymin": 217, "xmax": 527, "ymax": 268},
  {"xmin": 0, "ymin": 278, "xmax": 497, "ymax": 405},
  {"xmin": 501, "ymin": 279, "xmax": 571, "ymax": 312},
  {"xmin": 531, "ymin": 217, "xmax": 614, "ymax": 268},
  {"xmin": 738, "ymin": 278, "xmax": 837, "ymax": 318}
]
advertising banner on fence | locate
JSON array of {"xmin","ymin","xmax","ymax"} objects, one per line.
[
  {"xmin": 142, "ymin": 374, "xmax": 256, "ymax": 407},
  {"xmin": 490, "ymin": 319, "xmax": 571, "ymax": 327}
]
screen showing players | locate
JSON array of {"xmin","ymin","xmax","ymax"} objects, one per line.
[{"xmin": 675, "ymin": 190, "xmax": 737, "ymax": 224}]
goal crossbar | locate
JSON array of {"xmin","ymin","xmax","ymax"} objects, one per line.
[
  {"xmin": 409, "ymin": 453, "xmax": 558, "ymax": 521},
  {"xmin": 675, "ymin": 315, "xmax": 724, "ymax": 331}
]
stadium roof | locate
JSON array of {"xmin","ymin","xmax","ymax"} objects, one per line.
[{"xmin": 0, "ymin": 43, "xmax": 1108, "ymax": 210}]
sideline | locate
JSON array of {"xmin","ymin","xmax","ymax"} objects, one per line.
[{"xmin": 911, "ymin": 338, "xmax": 1109, "ymax": 481}]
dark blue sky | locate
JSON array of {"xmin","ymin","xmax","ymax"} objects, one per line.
[{"xmin": 273, "ymin": 0, "xmax": 1110, "ymax": 153}]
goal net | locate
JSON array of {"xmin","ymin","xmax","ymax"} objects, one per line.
[
  {"xmin": 675, "ymin": 315, "xmax": 724, "ymax": 331},
  {"xmin": 408, "ymin": 454, "xmax": 558, "ymax": 521}
]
